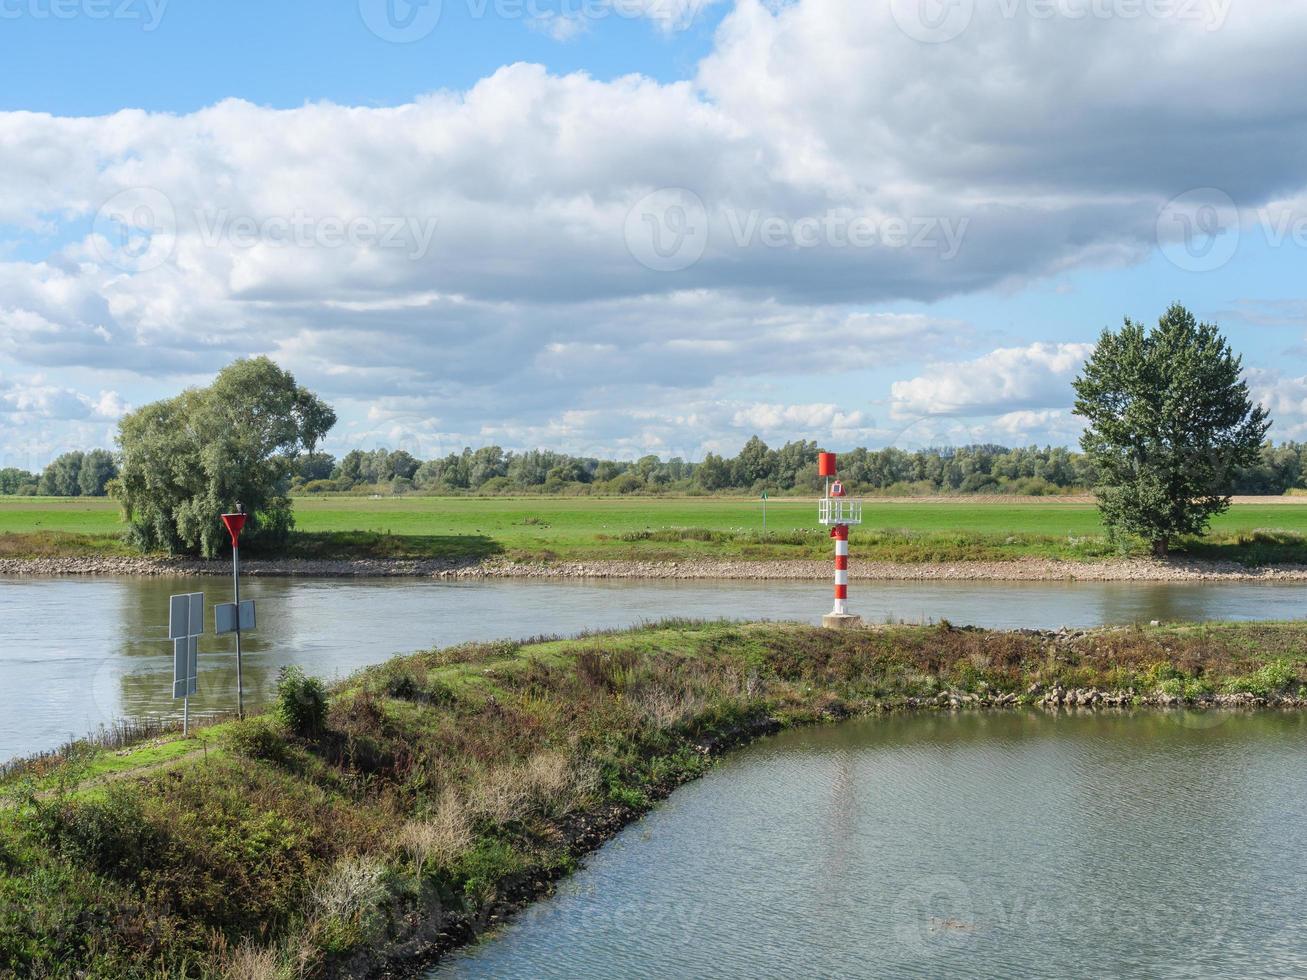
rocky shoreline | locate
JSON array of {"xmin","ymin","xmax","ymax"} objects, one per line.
[{"xmin": 6, "ymin": 554, "xmax": 1307, "ymax": 582}]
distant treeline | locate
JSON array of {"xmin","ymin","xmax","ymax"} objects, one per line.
[
  {"xmin": 294, "ymin": 438, "xmax": 1307, "ymax": 497},
  {"xmin": 0, "ymin": 450, "xmax": 117, "ymax": 497},
  {"xmin": 7, "ymin": 439, "xmax": 1307, "ymax": 498}
]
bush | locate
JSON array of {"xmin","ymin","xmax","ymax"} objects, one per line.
[
  {"xmin": 228, "ymin": 715, "xmax": 289, "ymax": 761},
  {"xmin": 33, "ymin": 785, "xmax": 164, "ymax": 879},
  {"xmin": 1224, "ymin": 659, "xmax": 1299, "ymax": 696},
  {"xmin": 276, "ymin": 665, "xmax": 328, "ymax": 738}
]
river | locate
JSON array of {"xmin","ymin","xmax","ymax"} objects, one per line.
[
  {"xmin": 431, "ymin": 710, "xmax": 1307, "ymax": 979},
  {"xmin": 3, "ymin": 575, "xmax": 1307, "ymax": 761}
]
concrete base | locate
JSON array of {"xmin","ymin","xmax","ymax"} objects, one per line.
[{"xmin": 822, "ymin": 613, "xmax": 863, "ymax": 630}]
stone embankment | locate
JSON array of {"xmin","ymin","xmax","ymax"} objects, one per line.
[
  {"xmin": 7, "ymin": 554, "xmax": 1307, "ymax": 581},
  {"xmin": 898, "ymin": 685, "xmax": 1307, "ymax": 711}
]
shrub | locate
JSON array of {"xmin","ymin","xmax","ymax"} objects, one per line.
[
  {"xmin": 1224, "ymin": 659, "xmax": 1299, "ymax": 696},
  {"xmin": 228, "ymin": 715, "xmax": 289, "ymax": 761},
  {"xmin": 33, "ymin": 785, "xmax": 164, "ymax": 880},
  {"xmin": 276, "ymin": 666, "xmax": 328, "ymax": 738}
]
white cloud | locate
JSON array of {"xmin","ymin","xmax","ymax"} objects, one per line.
[
  {"xmin": 1, "ymin": 0, "xmax": 1306, "ymax": 455},
  {"xmin": 890, "ymin": 343, "xmax": 1095, "ymax": 419},
  {"xmin": 1248, "ymin": 369, "xmax": 1307, "ymax": 439}
]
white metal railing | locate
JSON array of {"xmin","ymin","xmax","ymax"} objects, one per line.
[{"xmin": 818, "ymin": 497, "xmax": 862, "ymax": 526}]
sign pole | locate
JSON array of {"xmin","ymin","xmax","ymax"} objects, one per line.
[
  {"xmin": 233, "ymin": 538, "xmax": 243, "ymax": 719},
  {"xmin": 221, "ymin": 507, "xmax": 249, "ymax": 720}
]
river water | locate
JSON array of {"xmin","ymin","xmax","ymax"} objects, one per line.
[
  {"xmin": 3, "ymin": 575, "xmax": 1307, "ymax": 761},
  {"xmin": 431, "ymin": 710, "xmax": 1307, "ymax": 980}
]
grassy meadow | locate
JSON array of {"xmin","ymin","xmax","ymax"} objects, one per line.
[{"xmin": 4, "ymin": 494, "xmax": 1307, "ymax": 563}]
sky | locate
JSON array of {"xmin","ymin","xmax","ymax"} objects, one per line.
[{"xmin": 1, "ymin": 0, "xmax": 1306, "ymax": 469}]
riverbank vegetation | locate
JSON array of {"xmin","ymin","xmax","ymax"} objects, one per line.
[
  {"xmin": 5, "ymin": 496, "xmax": 1307, "ymax": 566},
  {"xmin": 1, "ymin": 620, "xmax": 1304, "ymax": 977}
]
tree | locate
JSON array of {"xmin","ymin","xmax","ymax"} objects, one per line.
[
  {"xmin": 39, "ymin": 451, "xmax": 84, "ymax": 496},
  {"xmin": 116, "ymin": 357, "xmax": 335, "ymax": 557},
  {"xmin": 77, "ymin": 449, "xmax": 118, "ymax": 496},
  {"xmin": 387, "ymin": 450, "xmax": 420, "ymax": 481},
  {"xmin": 1072, "ymin": 304, "xmax": 1270, "ymax": 556},
  {"xmin": 0, "ymin": 468, "xmax": 36, "ymax": 495}
]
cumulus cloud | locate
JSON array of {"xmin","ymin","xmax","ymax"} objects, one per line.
[
  {"xmin": 0, "ymin": 376, "xmax": 129, "ymax": 422},
  {"xmin": 1, "ymin": 0, "xmax": 1306, "ymax": 455},
  {"xmin": 1247, "ymin": 369, "xmax": 1307, "ymax": 439},
  {"xmin": 890, "ymin": 343, "xmax": 1095, "ymax": 419}
]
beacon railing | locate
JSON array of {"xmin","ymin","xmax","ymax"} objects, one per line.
[{"xmin": 818, "ymin": 497, "xmax": 863, "ymax": 526}]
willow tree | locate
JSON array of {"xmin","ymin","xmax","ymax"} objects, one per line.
[
  {"xmin": 116, "ymin": 357, "xmax": 336, "ymax": 556},
  {"xmin": 1072, "ymin": 304, "xmax": 1269, "ymax": 557}
]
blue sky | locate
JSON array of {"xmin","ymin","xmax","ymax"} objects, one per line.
[{"xmin": 1, "ymin": 0, "xmax": 1305, "ymax": 469}]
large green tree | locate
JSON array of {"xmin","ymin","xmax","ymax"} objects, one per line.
[
  {"xmin": 1072, "ymin": 304, "xmax": 1270, "ymax": 557},
  {"xmin": 115, "ymin": 357, "xmax": 335, "ymax": 556}
]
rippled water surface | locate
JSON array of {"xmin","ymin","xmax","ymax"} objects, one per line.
[
  {"xmin": 431, "ymin": 711, "xmax": 1307, "ymax": 980},
  {"xmin": 3, "ymin": 575, "xmax": 1307, "ymax": 760}
]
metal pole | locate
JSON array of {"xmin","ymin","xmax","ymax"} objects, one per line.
[
  {"xmin": 183, "ymin": 694, "xmax": 190, "ymax": 737},
  {"xmin": 233, "ymin": 542, "xmax": 244, "ymax": 719}
]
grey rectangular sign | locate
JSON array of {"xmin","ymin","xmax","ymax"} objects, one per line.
[
  {"xmin": 215, "ymin": 599, "xmax": 256, "ymax": 635},
  {"xmin": 169, "ymin": 594, "xmax": 190, "ymax": 640},
  {"xmin": 169, "ymin": 592, "xmax": 205, "ymax": 640},
  {"xmin": 172, "ymin": 636, "xmax": 198, "ymax": 699}
]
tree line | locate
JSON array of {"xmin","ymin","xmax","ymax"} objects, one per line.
[
  {"xmin": 0, "ymin": 449, "xmax": 118, "ymax": 497},
  {"xmin": 292, "ymin": 438, "xmax": 1305, "ymax": 497},
  {"xmin": 9, "ymin": 436, "xmax": 1307, "ymax": 501}
]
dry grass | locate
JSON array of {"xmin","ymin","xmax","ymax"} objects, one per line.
[
  {"xmin": 398, "ymin": 790, "xmax": 473, "ymax": 876},
  {"xmin": 220, "ymin": 942, "xmax": 281, "ymax": 980}
]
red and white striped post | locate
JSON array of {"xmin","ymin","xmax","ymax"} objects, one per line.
[
  {"xmin": 818, "ymin": 452, "xmax": 862, "ymax": 628},
  {"xmin": 832, "ymin": 523, "xmax": 850, "ymax": 615}
]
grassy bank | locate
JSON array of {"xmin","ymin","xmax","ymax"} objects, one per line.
[
  {"xmin": 6, "ymin": 495, "xmax": 1307, "ymax": 565},
  {"xmin": 1, "ymin": 620, "xmax": 1305, "ymax": 977}
]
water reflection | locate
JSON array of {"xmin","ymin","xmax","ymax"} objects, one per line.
[
  {"xmin": 3, "ymin": 575, "xmax": 1307, "ymax": 762},
  {"xmin": 432, "ymin": 712, "xmax": 1307, "ymax": 979}
]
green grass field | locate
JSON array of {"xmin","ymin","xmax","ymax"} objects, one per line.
[{"xmin": 4, "ymin": 494, "xmax": 1307, "ymax": 563}]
